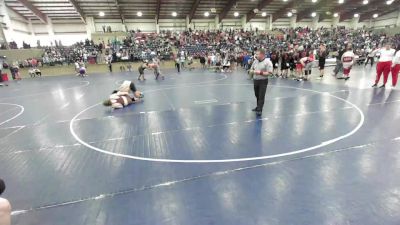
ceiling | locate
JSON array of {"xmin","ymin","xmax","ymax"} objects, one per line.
[{"xmin": 4, "ymin": 0, "xmax": 399, "ymax": 24}]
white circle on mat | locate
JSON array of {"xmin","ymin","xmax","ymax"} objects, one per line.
[
  {"xmin": 0, "ymin": 103, "xmax": 25, "ymax": 126},
  {"xmin": 70, "ymin": 84, "xmax": 364, "ymax": 163}
]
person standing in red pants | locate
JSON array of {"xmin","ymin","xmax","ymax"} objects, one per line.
[
  {"xmin": 391, "ymin": 46, "xmax": 400, "ymax": 87},
  {"xmin": 372, "ymin": 43, "xmax": 396, "ymax": 88},
  {"xmin": 340, "ymin": 46, "xmax": 355, "ymax": 80}
]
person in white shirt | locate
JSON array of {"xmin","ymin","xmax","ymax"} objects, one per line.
[
  {"xmin": 372, "ymin": 43, "xmax": 396, "ymax": 88},
  {"xmin": 298, "ymin": 52, "xmax": 315, "ymax": 81},
  {"xmin": 118, "ymin": 80, "xmax": 138, "ymax": 98},
  {"xmin": 222, "ymin": 57, "xmax": 231, "ymax": 72},
  {"xmin": 83, "ymin": 53, "xmax": 88, "ymax": 63},
  {"xmin": 180, "ymin": 53, "xmax": 185, "ymax": 69},
  {"xmin": 340, "ymin": 46, "xmax": 355, "ymax": 80},
  {"xmin": 211, "ymin": 54, "xmax": 216, "ymax": 66},
  {"xmin": 74, "ymin": 61, "xmax": 80, "ymax": 75},
  {"xmin": 103, "ymin": 80, "xmax": 144, "ymax": 109},
  {"xmin": 187, "ymin": 55, "xmax": 195, "ymax": 71},
  {"xmin": 0, "ymin": 179, "xmax": 11, "ymax": 225},
  {"xmin": 391, "ymin": 46, "xmax": 400, "ymax": 87},
  {"xmin": 103, "ymin": 91, "xmax": 143, "ymax": 109},
  {"xmin": 248, "ymin": 49, "xmax": 273, "ymax": 116},
  {"xmin": 106, "ymin": 54, "xmax": 113, "ymax": 72},
  {"xmin": 365, "ymin": 47, "xmax": 378, "ymax": 67},
  {"xmin": 0, "ymin": 57, "xmax": 5, "ymax": 77}
]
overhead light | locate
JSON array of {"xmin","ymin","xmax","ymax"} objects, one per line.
[
  {"xmin": 234, "ymin": 12, "xmax": 239, "ymax": 17},
  {"xmin": 311, "ymin": 12, "xmax": 317, "ymax": 17},
  {"xmin": 373, "ymin": 13, "xmax": 378, "ymax": 18},
  {"xmin": 253, "ymin": 9, "xmax": 259, "ymax": 13},
  {"xmin": 312, "ymin": 0, "xmax": 317, "ymax": 2},
  {"xmin": 204, "ymin": 12, "xmax": 210, "ymax": 17},
  {"xmin": 326, "ymin": 11, "xmax": 331, "ymax": 15},
  {"xmin": 210, "ymin": 8, "xmax": 216, "ymax": 13},
  {"xmin": 288, "ymin": 12, "xmax": 293, "ymax": 17},
  {"xmin": 333, "ymin": 13, "xmax": 339, "ymax": 17},
  {"xmin": 363, "ymin": 0, "xmax": 368, "ymax": 4},
  {"xmin": 172, "ymin": 12, "xmax": 177, "ymax": 17},
  {"xmin": 354, "ymin": 13, "xmax": 359, "ymax": 18},
  {"xmin": 99, "ymin": 11, "xmax": 105, "ymax": 17},
  {"xmin": 339, "ymin": 0, "xmax": 344, "ymax": 3},
  {"xmin": 137, "ymin": 11, "xmax": 142, "ymax": 17},
  {"xmin": 261, "ymin": 12, "xmax": 267, "ymax": 17},
  {"xmin": 283, "ymin": 0, "xmax": 288, "ymax": 1},
  {"xmin": 386, "ymin": 0, "xmax": 393, "ymax": 4}
]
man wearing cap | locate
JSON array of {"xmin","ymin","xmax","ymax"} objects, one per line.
[
  {"xmin": 0, "ymin": 179, "xmax": 11, "ymax": 225},
  {"xmin": 248, "ymin": 49, "xmax": 273, "ymax": 116}
]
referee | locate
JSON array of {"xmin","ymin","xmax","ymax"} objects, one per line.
[{"xmin": 249, "ymin": 49, "xmax": 273, "ymax": 116}]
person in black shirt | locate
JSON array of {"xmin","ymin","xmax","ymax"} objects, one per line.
[
  {"xmin": 288, "ymin": 53, "xmax": 296, "ymax": 77},
  {"xmin": 107, "ymin": 57, "xmax": 112, "ymax": 72},
  {"xmin": 270, "ymin": 52, "xmax": 279, "ymax": 77},
  {"xmin": 138, "ymin": 62, "xmax": 149, "ymax": 81},
  {"xmin": 199, "ymin": 55, "xmax": 206, "ymax": 69},
  {"xmin": 333, "ymin": 47, "xmax": 345, "ymax": 77},
  {"xmin": 318, "ymin": 44, "xmax": 327, "ymax": 78},
  {"xmin": 280, "ymin": 53, "xmax": 290, "ymax": 78}
]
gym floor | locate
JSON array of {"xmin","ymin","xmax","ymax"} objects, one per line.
[{"xmin": 0, "ymin": 65, "xmax": 400, "ymax": 225}]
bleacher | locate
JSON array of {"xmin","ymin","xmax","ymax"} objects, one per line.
[{"xmin": 181, "ymin": 44, "xmax": 208, "ymax": 56}]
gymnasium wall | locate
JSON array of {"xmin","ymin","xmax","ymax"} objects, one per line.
[
  {"xmin": 3, "ymin": 7, "xmax": 400, "ymax": 48},
  {"xmin": 95, "ymin": 18, "xmax": 125, "ymax": 32},
  {"xmin": 4, "ymin": 7, "xmax": 87, "ymax": 47},
  {"xmin": 220, "ymin": 19, "xmax": 242, "ymax": 30},
  {"xmin": 125, "ymin": 19, "xmax": 156, "ymax": 32},
  {"xmin": 158, "ymin": 19, "xmax": 186, "ymax": 31},
  {"xmin": 336, "ymin": 20, "xmax": 370, "ymax": 29},
  {"xmin": 29, "ymin": 21, "xmax": 87, "ymax": 47},
  {"xmin": 245, "ymin": 18, "xmax": 271, "ymax": 31},
  {"xmin": 93, "ymin": 18, "xmax": 269, "ymax": 33},
  {"xmin": 371, "ymin": 11, "xmax": 399, "ymax": 29},
  {"xmin": 3, "ymin": 7, "xmax": 31, "ymax": 47},
  {"xmin": 0, "ymin": 49, "xmax": 43, "ymax": 63},
  {"xmin": 272, "ymin": 18, "xmax": 291, "ymax": 29},
  {"xmin": 191, "ymin": 19, "xmax": 216, "ymax": 30}
]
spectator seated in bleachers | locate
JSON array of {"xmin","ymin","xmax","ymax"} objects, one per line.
[{"xmin": 29, "ymin": 68, "xmax": 42, "ymax": 77}]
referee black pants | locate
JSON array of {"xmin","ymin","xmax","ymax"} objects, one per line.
[
  {"xmin": 365, "ymin": 57, "xmax": 374, "ymax": 66},
  {"xmin": 253, "ymin": 79, "xmax": 268, "ymax": 111}
]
